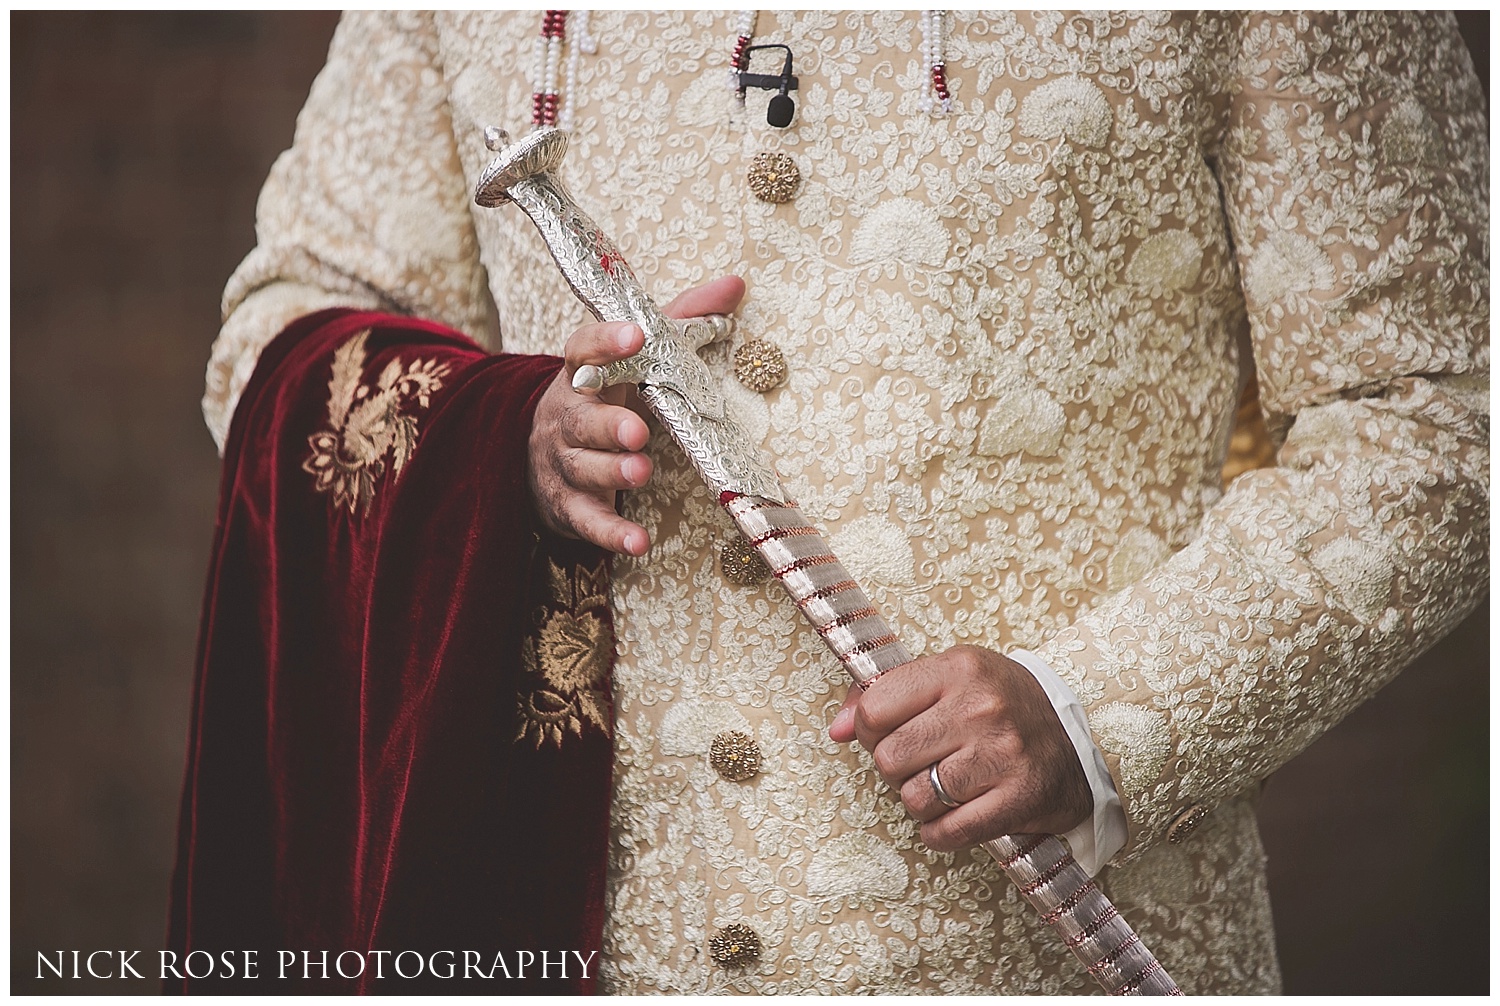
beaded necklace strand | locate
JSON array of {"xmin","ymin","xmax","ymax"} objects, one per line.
[
  {"xmin": 530, "ymin": 10, "xmax": 566, "ymax": 127},
  {"xmin": 535, "ymin": 10, "xmax": 953, "ymax": 129},
  {"xmin": 918, "ymin": 10, "xmax": 953, "ymax": 116},
  {"xmin": 729, "ymin": 10, "xmax": 759, "ymax": 100}
]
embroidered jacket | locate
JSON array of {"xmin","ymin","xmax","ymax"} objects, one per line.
[{"xmin": 204, "ymin": 12, "xmax": 1488, "ymax": 994}]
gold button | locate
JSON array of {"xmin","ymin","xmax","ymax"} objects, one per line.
[
  {"xmin": 720, "ymin": 536, "xmax": 771, "ymax": 585},
  {"xmin": 747, "ymin": 151, "xmax": 799, "ymax": 204},
  {"xmin": 1167, "ymin": 804, "xmax": 1208, "ymax": 844},
  {"xmin": 709, "ymin": 922, "xmax": 762, "ymax": 967},
  {"xmin": 710, "ymin": 730, "xmax": 762, "ymax": 782},
  {"xmin": 733, "ymin": 339, "xmax": 787, "ymax": 393}
]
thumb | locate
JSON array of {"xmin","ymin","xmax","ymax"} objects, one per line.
[
  {"xmin": 829, "ymin": 686, "xmax": 861, "ymax": 743},
  {"xmin": 660, "ymin": 275, "xmax": 746, "ymax": 320}
]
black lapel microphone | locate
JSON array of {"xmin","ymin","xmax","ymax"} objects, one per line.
[{"xmin": 739, "ymin": 43, "xmax": 798, "ymax": 128}]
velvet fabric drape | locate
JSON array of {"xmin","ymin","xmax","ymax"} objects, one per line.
[{"xmin": 167, "ymin": 310, "xmax": 612, "ymax": 993}]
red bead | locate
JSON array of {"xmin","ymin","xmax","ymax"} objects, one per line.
[{"xmin": 732, "ymin": 33, "xmax": 754, "ymax": 70}]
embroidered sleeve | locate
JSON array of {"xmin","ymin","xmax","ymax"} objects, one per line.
[
  {"xmin": 1035, "ymin": 11, "xmax": 1488, "ymax": 859},
  {"xmin": 204, "ymin": 12, "xmax": 499, "ymax": 451}
]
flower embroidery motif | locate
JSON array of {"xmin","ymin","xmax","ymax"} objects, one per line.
[
  {"xmin": 1309, "ymin": 536, "xmax": 1397, "ymax": 621},
  {"xmin": 302, "ymin": 330, "xmax": 451, "ymax": 515},
  {"xmin": 977, "ymin": 386, "xmax": 1068, "ymax": 458},
  {"xmin": 848, "ymin": 198, "xmax": 950, "ymax": 268},
  {"xmin": 1017, "ymin": 75, "xmax": 1113, "ymax": 147},
  {"xmin": 659, "ymin": 699, "xmax": 753, "ymax": 757},
  {"xmin": 1089, "ymin": 702, "xmax": 1172, "ymax": 797},
  {"xmin": 805, "ymin": 832, "xmax": 911, "ymax": 902},
  {"xmin": 517, "ymin": 554, "xmax": 613, "ymax": 748},
  {"xmin": 1241, "ymin": 231, "xmax": 1336, "ymax": 306},
  {"xmin": 1378, "ymin": 96, "xmax": 1442, "ymax": 165},
  {"xmin": 1125, "ymin": 230, "xmax": 1204, "ymax": 292},
  {"xmin": 829, "ymin": 514, "xmax": 917, "ymax": 587}
]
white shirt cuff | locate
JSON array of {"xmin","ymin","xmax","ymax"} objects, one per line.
[{"xmin": 1007, "ymin": 648, "xmax": 1127, "ymax": 876}]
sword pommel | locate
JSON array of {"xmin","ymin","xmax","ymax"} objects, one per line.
[{"xmin": 475, "ymin": 126, "xmax": 568, "ymax": 207}]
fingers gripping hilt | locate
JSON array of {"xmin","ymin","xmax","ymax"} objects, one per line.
[
  {"xmin": 573, "ymin": 314, "xmax": 733, "ymax": 394},
  {"xmin": 475, "ymin": 126, "xmax": 784, "ymax": 503}
]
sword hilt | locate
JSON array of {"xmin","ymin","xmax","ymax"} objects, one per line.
[{"xmin": 476, "ymin": 126, "xmax": 784, "ymax": 503}]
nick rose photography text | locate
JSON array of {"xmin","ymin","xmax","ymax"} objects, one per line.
[{"xmin": 37, "ymin": 949, "xmax": 599, "ymax": 980}]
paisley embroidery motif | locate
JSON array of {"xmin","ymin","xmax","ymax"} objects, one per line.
[
  {"xmin": 517, "ymin": 553, "xmax": 613, "ymax": 748},
  {"xmin": 302, "ymin": 330, "xmax": 450, "ymax": 515}
]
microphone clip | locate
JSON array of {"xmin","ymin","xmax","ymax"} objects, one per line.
[{"xmin": 737, "ymin": 43, "xmax": 798, "ymax": 128}]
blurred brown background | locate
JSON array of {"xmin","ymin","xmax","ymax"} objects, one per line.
[{"xmin": 10, "ymin": 11, "xmax": 1488, "ymax": 994}]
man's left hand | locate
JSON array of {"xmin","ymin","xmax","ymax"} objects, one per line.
[{"xmin": 829, "ymin": 645, "xmax": 1092, "ymax": 852}]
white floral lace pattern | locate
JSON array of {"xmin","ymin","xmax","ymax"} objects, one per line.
[{"xmin": 205, "ymin": 11, "xmax": 1487, "ymax": 995}]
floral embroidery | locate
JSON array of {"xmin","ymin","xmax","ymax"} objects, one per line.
[
  {"xmin": 302, "ymin": 330, "xmax": 450, "ymax": 515},
  {"xmin": 805, "ymin": 832, "xmax": 911, "ymax": 902},
  {"xmin": 1125, "ymin": 230, "xmax": 1204, "ymax": 293},
  {"xmin": 1089, "ymin": 702, "xmax": 1172, "ymax": 797},
  {"xmin": 658, "ymin": 699, "xmax": 753, "ymax": 757},
  {"xmin": 1308, "ymin": 537, "xmax": 1397, "ymax": 621},
  {"xmin": 977, "ymin": 385, "xmax": 1068, "ymax": 458},
  {"xmin": 1106, "ymin": 527, "xmax": 1171, "ymax": 592},
  {"xmin": 848, "ymin": 198, "xmax": 950, "ymax": 268},
  {"xmin": 1378, "ymin": 97, "xmax": 1442, "ymax": 165},
  {"xmin": 829, "ymin": 514, "xmax": 917, "ymax": 587},
  {"xmin": 1017, "ymin": 75, "xmax": 1113, "ymax": 146},
  {"xmin": 1241, "ymin": 232, "xmax": 1336, "ymax": 307},
  {"xmin": 211, "ymin": 11, "xmax": 1487, "ymax": 995},
  {"xmin": 517, "ymin": 553, "xmax": 613, "ymax": 748}
]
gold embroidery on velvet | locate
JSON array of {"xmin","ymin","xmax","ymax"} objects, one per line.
[
  {"xmin": 518, "ymin": 554, "xmax": 613, "ymax": 748},
  {"xmin": 302, "ymin": 330, "xmax": 451, "ymax": 515}
]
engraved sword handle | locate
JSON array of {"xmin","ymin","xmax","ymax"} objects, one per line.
[
  {"xmin": 475, "ymin": 127, "xmax": 784, "ymax": 502},
  {"xmin": 573, "ymin": 314, "xmax": 732, "ymax": 395}
]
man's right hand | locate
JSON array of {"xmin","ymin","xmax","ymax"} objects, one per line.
[{"xmin": 527, "ymin": 275, "xmax": 746, "ymax": 556}]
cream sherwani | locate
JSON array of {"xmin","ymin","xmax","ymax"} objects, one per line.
[{"xmin": 204, "ymin": 12, "xmax": 1488, "ymax": 994}]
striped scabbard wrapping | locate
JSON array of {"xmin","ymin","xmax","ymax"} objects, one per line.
[{"xmin": 723, "ymin": 493, "xmax": 1183, "ymax": 997}]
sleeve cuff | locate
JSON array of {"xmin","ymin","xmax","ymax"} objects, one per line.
[{"xmin": 1007, "ymin": 647, "xmax": 1127, "ymax": 875}]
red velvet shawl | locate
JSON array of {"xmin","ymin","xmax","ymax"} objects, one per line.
[{"xmin": 167, "ymin": 310, "xmax": 614, "ymax": 993}]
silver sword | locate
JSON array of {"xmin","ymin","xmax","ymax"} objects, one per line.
[{"xmin": 475, "ymin": 125, "xmax": 1181, "ymax": 997}]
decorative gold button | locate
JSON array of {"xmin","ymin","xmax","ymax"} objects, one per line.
[
  {"xmin": 720, "ymin": 536, "xmax": 771, "ymax": 585},
  {"xmin": 709, "ymin": 922, "xmax": 762, "ymax": 967},
  {"xmin": 710, "ymin": 730, "xmax": 762, "ymax": 782},
  {"xmin": 733, "ymin": 339, "xmax": 787, "ymax": 393},
  {"xmin": 747, "ymin": 151, "xmax": 799, "ymax": 204},
  {"xmin": 1167, "ymin": 803, "xmax": 1209, "ymax": 844}
]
